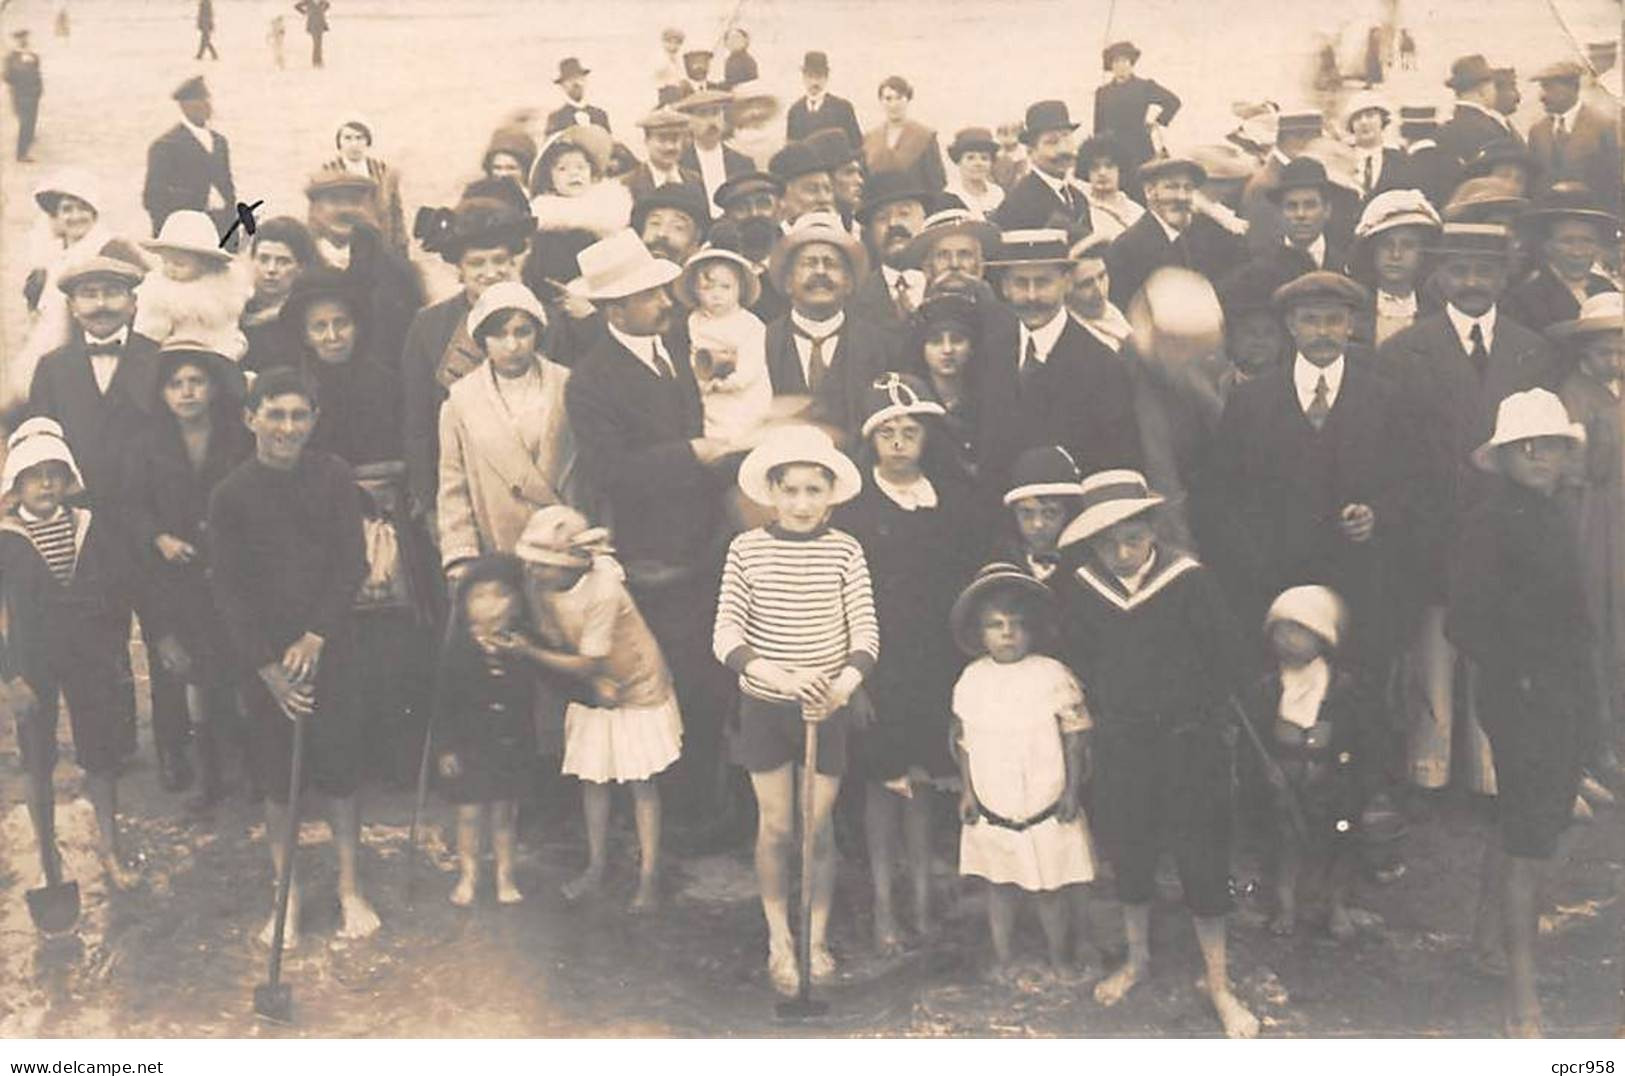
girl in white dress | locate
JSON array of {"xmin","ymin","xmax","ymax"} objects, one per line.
[{"xmin": 950, "ymin": 563, "xmax": 1095, "ymax": 980}]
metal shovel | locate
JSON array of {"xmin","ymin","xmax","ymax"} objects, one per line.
[
  {"xmin": 254, "ymin": 712, "xmax": 306, "ymax": 1025},
  {"xmin": 25, "ymin": 838, "xmax": 79, "ymax": 935},
  {"xmin": 775, "ymin": 714, "xmax": 829, "ymax": 1020}
]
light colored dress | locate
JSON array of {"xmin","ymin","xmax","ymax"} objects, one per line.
[
  {"xmin": 956, "ymin": 654, "xmax": 1095, "ymax": 891},
  {"xmin": 689, "ymin": 305, "xmax": 771, "ymax": 441},
  {"xmin": 531, "ymin": 558, "xmax": 683, "ymax": 783}
]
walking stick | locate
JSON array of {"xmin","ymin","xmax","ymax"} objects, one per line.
[
  {"xmin": 776, "ymin": 709, "xmax": 829, "ymax": 1019},
  {"xmin": 253, "ymin": 710, "xmax": 306, "ymax": 1025},
  {"xmin": 404, "ymin": 713, "xmax": 435, "ymax": 908},
  {"xmin": 1228, "ymin": 696, "xmax": 1312, "ymax": 844}
]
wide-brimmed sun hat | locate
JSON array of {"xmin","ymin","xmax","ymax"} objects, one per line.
[
  {"xmin": 1470, "ymin": 388, "xmax": 1585, "ymax": 472},
  {"xmin": 566, "ymin": 230, "xmax": 681, "ymax": 301},
  {"xmin": 737, "ymin": 424, "xmax": 862, "ymax": 507},
  {"xmin": 1546, "ymin": 291, "xmax": 1624, "ymax": 343},
  {"xmin": 515, "ymin": 505, "xmax": 615, "ymax": 567},
  {"xmin": 676, "ymin": 245, "xmax": 762, "ymax": 309},
  {"xmin": 2, "ymin": 417, "xmax": 84, "ymax": 495},
  {"xmin": 140, "ymin": 210, "xmax": 232, "ymax": 263},
  {"xmin": 949, "ymin": 562, "xmax": 1054, "ymax": 656},
  {"xmin": 766, "ymin": 212, "xmax": 869, "ymax": 296}
]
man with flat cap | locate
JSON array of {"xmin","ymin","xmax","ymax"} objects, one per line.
[
  {"xmin": 1094, "ymin": 41, "xmax": 1181, "ymax": 185},
  {"xmin": 676, "ymin": 89, "xmax": 753, "ymax": 209},
  {"xmin": 848, "ymin": 172, "xmax": 929, "ymax": 358},
  {"xmin": 1207, "ymin": 270, "xmax": 1409, "ymax": 665},
  {"xmin": 992, "ymin": 101, "xmax": 1090, "ymax": 231},
  {"xmin": 142, "ymin": 75, "xmax": 236, "ymax": 239},
  {"xmin": 1528, "ymin": 60, "xmax": 1622, "ymax": 214},
  {"xmin": 1107, "ymin": 156, "xmax": 1245, "ymax": 309},
  {"xmin": 4, "ymin": 28, "xmax": 42, "ymax": 162},
  {"xmin": 1437, "ymin": 55, "xmax": 1520, "ymax": 165},
  {"xmin": 633, "ymin": 182, "xmax": 709, "ymax": 273},
  {"xmin": 785, "ymin": 51, "xmax": 862, "ymax": 149},
  {"xmin": 546, "ymin": 58, "xmax": 611, "ymax": 136},
  {"xmin": 624, "ymin": 107, "xmax": 703, "ymax": 202},
  {"xmin": 769, "ymin": 139, "xmax": 838, "ymax": 226},
  {"xmin": 305, "ymin": 169, "xmax": 424, "ymax": 367},
  {"xmin": 1378, "ymin": 222, "xmax": 1554, "ymax": 800}
]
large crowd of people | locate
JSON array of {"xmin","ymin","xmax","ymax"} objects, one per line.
[{"xmin": 1, "ymin": 14, "xmax": 1622, "ymax": 1039}]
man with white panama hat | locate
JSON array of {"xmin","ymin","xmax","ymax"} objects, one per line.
[{"xmin": 564, "ymin": 230, "xmax": 737, "ymax": 824}]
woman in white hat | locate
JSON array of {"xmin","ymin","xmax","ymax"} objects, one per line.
[
  {"xmin": 134, "ymin": 209, "xmax": 250, "ymax": 360},
  {"xmin": 1551, "ymin": 293, "xmax": 1625, "ymax": 786},
  {"xmin": 1346, "ymin": 188, "xmax": 1442, "ymax": 347},
  {"xmin": 14, "ymin": 168, "xmax": 112, "ymax": 391},
  {"xmin": 1446, "ymin": 388, "xmax": 1592, "ymax": 1036},
  {"xmin": 438, "ymin": 281, "xmax": 584, "ymax": 579}
]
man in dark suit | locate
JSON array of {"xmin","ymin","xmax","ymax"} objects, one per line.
[
  {"xmin": 769, "ymin": 139, "xmax": 838, "ymax": 225},
  {"xmin": 713, "ymin": 171, "xmax": 790, "ymax": 320},
  {"xmin": 4, "ymin": 28, "xmax": 43, "ymax": 162},
  {"xmin": 991, "ymin": 100, "xmax": 1090, "ymax": 231},
  {"xmin": 1240, "ymin": 109, "xmax": 1323, "ymax": 254},
  {"xmin": 1528, "ymin": 60, "xmax": 1623, "ymax": 214},
  {"xmin": 564, "ymin": 231, "xmax": 734, "ymax": 821},
  {"xmin": 676, "ymin": 89, "xmax": 754, "ymax": 211},
  {"xmin": 978, "ymin": 228, "xmax": 1142, "ymax": 496},
  {"xmin": 784, "ymin": 51, "xmax": 862, "ymax": 149},
  {"xmin": 1398, "ymin": 105, "xmax": 1462, "ymax": 210},
  {"xmin": 761, "ymin": 212, "xmax": 893, "ymax": 445},
  {"xmin": 1207, "ymin": 271, "xmax": 1408, "ymax": 660},
  {"xmin": 1244, "ymin": 157, "xmax": 1350, "ymax": 282},
  {"xmin": 1107, "ymin": 156, "xmax": 1246, "ymax": 308},
  {"xmin": 304, "ymin": 170, "xmax": 424, "ymax": 369},
  {"xmin": 847, "ymin": 172, "xmax": 928, "ymax": 364},
  {"xmin": 1378, "ymin": 222, "xmax": 1554, "ymax": 794},
  {"xmin": 545, "ymin": 58, "xmax": 612, "ymax": 136},
  {"xmin": 1502, "ymin": 184, "xmax": 1619, "ymax": 333},
  {"xmin": 623, "ymin": 107, "xmax": 703, "ymax": 202},
  {"xmin": 28, "ymin": 239, "xmax": 193, "ymax": 791},
  {"xmin": 633, "ymin": 183, "xmax": 709, "ymax": 269},
  {"xmin": 141, "ymin": 76, "xmax": 235, "ymax": 238},
  {"xmin": 1437, "ymin": 55, "xmax": 1520, "ymax": 165},
  {"xmin": 1345, "ymin": 91, "xmax": 1409, "ymax": 204}
]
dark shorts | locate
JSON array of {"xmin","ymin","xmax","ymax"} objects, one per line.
[
  {"xmin": 243, "ymin": 646, "xmax": 365, "ymax": 803},
  {"xmin": 1090, "ymin": 718, "xmax": 1234, "ymax": 918},
  {"xmin": 733, "ymin": 694, "xmax": 850, "ymax": 777},
  {"xmin": 15, "ymin": 669, "xmax": 129, "ymax": 779},
  {"xmin": 1479, "ymin": 674, "xmax": 1582, "ymax": 860}
]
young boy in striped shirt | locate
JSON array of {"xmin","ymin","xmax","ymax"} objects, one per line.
[{"xmin": 714, "ymin": 425, "xmax": 878, "ymax": 996}]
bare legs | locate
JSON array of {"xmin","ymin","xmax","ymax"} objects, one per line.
[
  {"xmin": 750, "ymin": 763, "xmax": 841, "ymax": 991},
  {"xmin": 1475, "ymin": 838, "xmax": 1546, "ymax": 1036},
  {"xmin": 259, "ymin": 797, "xmax": 301, "ymax": 948},
  {"xmin": 864, "ymin": 783, "xmax": 934, "ymax": 953},
  {"xmin": 1092, "ymin": 903, "xmax": 1258, "ymax": 1038},
  {"xmin": 85, "ymin": 772, "xmax": 135, "ymax": 889},
  {"xmin": 563, "ymin": 780, "xmax": 661, "ymax": 912},
  {"xmin": 258, "ymin": 793, "xmax": 379, "ymax": 945},
  {"xmin": 453, "ymin": 800, "xmax": 523, "ymax": 906}
]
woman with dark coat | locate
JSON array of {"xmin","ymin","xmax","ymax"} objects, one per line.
[
  {"xmin": 1093, "ymin": 41, "xmax": 1181, "ymax": 190},
  {"xmin": 279, "ymin": 267, "xmax": 400, "ymax": 466},
  {"xmin": 120, "ymin": 347, "xmax": 253, "ymax": 808}
]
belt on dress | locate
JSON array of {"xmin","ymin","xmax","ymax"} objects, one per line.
[{"xmin": 973, "ymin": 797, "xmax": 1059, "ymax": 832}]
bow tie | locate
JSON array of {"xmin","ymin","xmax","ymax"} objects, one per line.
[{"xmin": 86, "ymin": 341, "xmax": 123, "ymax": 357}]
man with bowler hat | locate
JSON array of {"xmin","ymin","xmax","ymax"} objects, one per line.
[
  {"xmin": 785, "ymin": 51, "xmax": 862, "ymax": 149},
  {"xmin": 992, "ymin": 101, "xmax": 1090, "ymax": 231},
  {"xmin": 547, "ymin": 58, "xmax": 612, "ymax": 136}
]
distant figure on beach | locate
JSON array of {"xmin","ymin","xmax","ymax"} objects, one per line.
[
  {"xmin": 196, "ymin": 0, "xmax": 218, "ymax": 61},
  {"xmin": 294, "ymin": 0, "xmax": 330, "ymax": 69},
  {"xmin": 4, "ymin": 28, "xmax": 42, "ymax": 162},
  {"xmin": 269, "ymin": 15, "xmax": 286, "ymax": 69},
  {"xmin": 54, "ymin": 4, "xmax": 70, "ymax": 39},
  {"xmin": 1398, "ymin": 30, "xmax": 1416, "ymax": 71}
]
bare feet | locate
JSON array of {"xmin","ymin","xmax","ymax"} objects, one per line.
[
  {"xmin": 1327, "ymin": 904, "xmax": 1356, "ymax": 942},
  {"xmin": 1093, "ymin": 958, "xmax": 1147, "ymax": 1006},
  {"xmin": 767, "ymin": 941, "xmax": 799, "ymax": 997},
  {"xmin": 809, "ymin": 943, "xmax": 836, "ymax": 984},
  {"xmin": 561, "ymin": 868, "xmax": 603, "ymax": 903},
  {"xmin": 450, "ymin": 874, "xmax": 477, "ymax": 907},
  {"xmin": 1269, "ymin": 908, "xmax": 1297, "ymax": 936},
  {"xmin": 627, "ymin": 876, "xmax": 657, "ymax": 914},
  {"xmin": 338, "ymin": 893, "xmax": 382, "ymax": 939},
  {"xmin": 873, "ymin": 916, "xmax": 903, "ymax": 956},
  {"xmin": 1212, "ymin": 987, "xmax": 1261, "ymax": 1038},
  {"xmin": 496, "ymin": 875, "xmax": 524, "ymax": 905},
  {"xmin": 258, "ymin": 885, "xmax": 301, "ymax": 950}
]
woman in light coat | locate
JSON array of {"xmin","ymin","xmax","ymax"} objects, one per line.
[{"xmin": 438, "ymin": 281, "xmax": 586, "ymax": 580}]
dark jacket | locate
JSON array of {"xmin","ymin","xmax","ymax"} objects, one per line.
[
  {"xmin": 1435, "ymin": 103, "xmax": 1520, "ymax": 164},
  {"xmin": 1398, "ymin": 142, "xmax": 1461, "ymax": 211},
  {"xmin": 1529, "ymin": 104, "xmax": 1622, "ymax": 215},
  {"xmin": 1105, "ymin": 209, "xmax": 1246, "ymax": 309},
  {"xmin": 621, "ymin": 163, "xmax": 704, "ymax": 204},
  {"xmin": 400, "ymin": 292, "xmax": 475, "ymax": 517},
  {"xmin": 1242, "ymin": 235, "xmax": 1353, "ymax": 287},
  {"xmin": 845, "ymin": 269, "xmax": 915, "ymax": 367},
  {"xmin": 991, "ymin": 170, "xmax": 1091, "ymax": 231},
  {"xmin": 721, "ymin": 51, "xmax": 759, "ymax": 90},
  {"xmin": 564, "ymin": 328, "xmax": 718, "ymax": 573},
  {"xmin": 545, "ymin": 102, "xmax": 612, "ymax": 136},
  {"xmin": 301, "ymin": 353, "xmax": 401, "ymax": 466},
  {"xmin": 320, "ymin": 226, "xmax": 424, "ymax": 370},
  {"xmin": 1351, "ymin": 147, "xmax": 1411, "ymax": 204},
  {"xmin": 141, "ymin": 121, "xmax": 236, "ymax": 236},
  {"xmin": 28, "ymin": 330, "xmax": 160, "ymax": 507},
  {"xmin": 785, "ymin": 94, "xmax": 863, "ymax": 150},
  {"xmin": 679, "ymin": 141, "xmax": 755, "ymax": 188},
  {"xmin": 861, "ymin": 121, "xmax": 948, "ymax": 193},
  {"xmin": 1093, "ymin": 76, "xmax": 1181, "ymax": 172},
  {"xmin": 763, "ymin": 310, "xmax": 900, "ymax": 447},
  {"xmin": 1501, "ymin": 265, "xmax": 1617, "ymax": 336}
]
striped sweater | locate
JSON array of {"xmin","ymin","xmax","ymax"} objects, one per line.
[{"xmin": 713, "ymin": 524, "xmax": 879, "ymax": 704}]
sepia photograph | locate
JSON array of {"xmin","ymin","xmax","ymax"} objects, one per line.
[{"xmin": 0, "ymin": 0, "xmax": 1621, "ymax": 1056}]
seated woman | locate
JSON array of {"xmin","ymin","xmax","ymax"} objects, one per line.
[
  {"xmin": 323, "ymin": 115, "xmax": 409, "ymax": 256},
  {"xmin": 278, "ymin": 267, "xmax": 400, "ymax": 466},
  {"xmin": 862, "ymin": 76, "xmax": 947, "ymax": 194}
]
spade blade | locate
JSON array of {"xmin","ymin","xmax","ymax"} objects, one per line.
[{"xmin": 25, "ymin": 880, "xmax": 80, "ymax": 934}]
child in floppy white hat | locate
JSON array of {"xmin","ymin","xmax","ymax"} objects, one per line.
[
  {"xmin": 678, "ymin": 245, "xmax": 771, "ymax": 442},
  {"xmin": 135, "ymin": 210, "xmax": 250, "ymax": 359}
]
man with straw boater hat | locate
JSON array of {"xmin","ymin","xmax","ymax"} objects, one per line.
[
  {"xmin": 1502, "ymin": 183, "xmax": 1620, "ymax": 334},
  {"xmin": 141, "ymin": 75, "xmax": 236, "ymax": 240},
  {"xmin": 1447, "ymin": 387, "xmax": 1592, "ymax": 1036},
  {"xmin": 563, "ymin": 231, "xmax": 736, "ymax": 825},
  {"xmin": 979, "ymin": 228, "xmax": 1142, "ymax": 499},
  {"xmin": 992, "ymin": 100, "xmax": 1088, "ymax": 231},
  {"xmin": 1378, "ymin": 222, "xmax": 1555, "ymax": 801}
]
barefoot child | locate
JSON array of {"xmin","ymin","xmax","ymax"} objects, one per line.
[
  {"xmin": 0, "ymin": 419, "xmax": 147, "ymax": 893},
  {"xmin": 512, "ymin": 506, "xmax": 682, "ymax": 913},
  {"xmin": 136, "ymin": 210, "xmax": 250, "ymax": 360},
  {"xmin": 434, "ymin": 555, "xmax": 538, "ymax": 906},
  {"xmin": 714, "ymin": 424, "xmax": 876, "ymax": 995},
  {"xmin": 834, "ymin": 373, "xmax": 982, "ymax": 954},
  {"xmin": 1246, "ymin": 585, "xmax": 1381, "ymax": 940},
  {"xmin": 208, "ymin": 368, "xmax": 379, "ymax": 947},
  {"xmin": 1447, "ymin": 389, "xmax": 1593, "ymax": 1037},
  {"xmin": 949, "ymin": 563, "xmax": 1094, "ymax": 980},
  {"xmin": 1055, "ymin": 469, "xmax": 1260, "ymax": 1038},
  {"xmin": 677, "ymin": 246, "xmax": 772, "ymax": 442}
]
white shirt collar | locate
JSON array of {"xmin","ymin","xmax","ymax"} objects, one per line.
[
  {"xmin": 1026, "ymin": 553, "xmax": 1058, "ymax": 582},
  {"xmin": 880, "ymin": 264, "xmax": 926, "ymax": 306},
  {"xmin": 315, "ymin": 234, "xmax": 351, "ymax": 270},
  {"xmin": 17, "ymin": 504, "xmax": 68, "ymax": 525},
  {"xmin": 872, "ymin": 469, "xmax": 938, "ymax": 511},
  {"xmin": 1114, "ymin": 549, "xmax": 1158, "ymax": 594},
  {"xmin": 605, "ymin": 321, "xmax": 667, "ymax": 376},
  {"xmin": 181, "ymin": 117, "xmax": 214, "ymax": 150},
  {"xmin": 1071, "ymin": 303, "xmax": 1132, "ymax": 352},
  {"xmin": 1018, "ymin": 306, "xmax": 1069, "ymax": 365},
  {"xmin": 1375, "ymin": 289, "xmax": 1417, "ymax": 316},
  {"xmin": 1294, "ymin": 353, "xmax": 1345, "ymax": 413},
  {"xmin": 649, "ymin": 162, "xmax": 685, "ymax": 186},
  {"xmin": 789, "ymin": 307, "xmax": 844, "ymax": 338},
  {"xmin": 1554, "ymin": 101, "xmax": 1583, "ymax": 129},
  {"xmin": 1445, "ymin": 302, "xmax": 1497, "ymax": 354},
  {"xmin": 804, "ymin": 93, "xmax": 825, "ymax": 112},
  {"xmin": 341, "ymin": 156, "xmax": 371, "ymax": 177},
  {"xmin": 1278, "ymin": 656, "xmax": 1331, "ymax": 729},
  {"xmin": 1286, "ymin": 232, "xmax": 1328, "ymax": 268},
  {"xmin": 1150, "ymin": 210, "xmax": 1182, "ymax": 242},
  {"xmin": 84, "ymin": 326, "xmax": 129, "ymax": 349}
]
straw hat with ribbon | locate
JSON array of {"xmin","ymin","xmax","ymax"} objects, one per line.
[
  {"xmin": 1056, "ymin": 469, "xmax": 1165, "ymax": 549},
  {"xmin": 949, "ymin": 563, "xmax": 1054, "ymax": 656},
  {"xmin": 1546, "ymin": 291, "xmax": 1624, "ymax": 344},
  {"xmin": 766, "ymin": 212, "xmax": 869, "ymax": 296},
  {"xmin": 858, "ymin": 372, "xmax": 945, "ymax": 440}
]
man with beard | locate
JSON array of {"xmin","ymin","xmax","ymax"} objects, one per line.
[
  {"xmin": 804, "ymin": 128, "xmax": 866, "ymax": 238},
  {"xmin": 304, "ymin": 170, "xmax": 424, "ymax": 369},
  {"xmin": 1107, "ymin": 156, "xmax": 1245, "ymax": 309},
  {"xmin": 565, "ymin": 231, "xmax": 737, "ymax": 826},
  {"xmin": 848, "ymin": 172, "xmax": 928, "ymax": 364},
  {"xmin": 1379, "ymin": 223, "xmax": 1554, "ymax": 801},
  {"xmin": 762, "ymin": 213, "xmax": 892, "ymax": 444},
  {"xmin": 992, "ymin": 100, "xmax": 1089, "ymax": 231},
  {"xmin": 769, "ymin": 139, "xmax": 838, "ymax": 226},
  {"xmin": 634, "ymin": 183, "xmax": 710, "ymax": 290},
  {"xmin": 903, "ymin": 201, "xmax": 1000, "ymax": 299},
  {"xmin": 546, "ymin": 58, "xmax": 611, "ymax": 136},
  {"xmin": 624, "ymin": 108, "xmax": 703, "ymax": 202},
  {"xmin": 676, "ymin": 89, "xmax": 754, "ymax": 211},
  {"xmin": 977, "ymin": 228, "xmax": 1141, "ymax": 496},
  {"xmin": 142, "ymin": 76, "xmax": 236, "ymax": 240},
  {"xmin": 714, "ymin": 171, "xmax": 790, "ymax": 320}
]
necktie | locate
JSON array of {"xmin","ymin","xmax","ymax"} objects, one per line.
[
  {"xmin": 650, "ymin": 339, "xmax": 675, "ymax": 381},
  {"xmin": 1306, "ymin": 373, "xmax": 1331, "ymax": 430},
  {"xmin": 1021, "ymin": 337, "xmax": 1042, "ymax": 394},
  {"xmin": 892, "ymin": 273, "xmax": 916, "ymax": 316},
  {"xmin": 1467, "ymin": 323, "xmax": 1489, "ymax": 377},
  {"xmin": 1555, "ymin": 114, "xmax": 1567, "ymax": 138},
  {"xmin": 85, "ymin": 341, "xmax": 121, "ymax": 358},
  {"xmin": 790, "ymin": 323, "xmax": 836, "ymax": 391},
  {"xmin": 1363, "ymin": 155, "xmax": 1375, "ymax": 197}
]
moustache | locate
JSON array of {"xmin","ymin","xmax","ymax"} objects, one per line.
[
  {"xmin": 803, "ymin": 275, "xmax": 837, "ymax": 291},
  {"xmin": 884, "ymin": 225, "xmax": 914, "ymax": 245}
]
